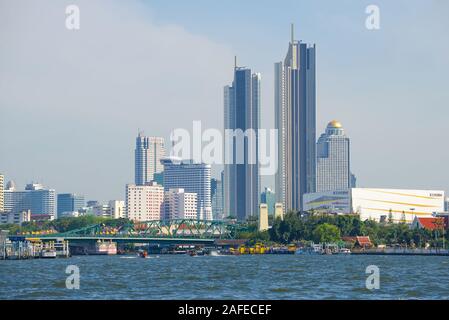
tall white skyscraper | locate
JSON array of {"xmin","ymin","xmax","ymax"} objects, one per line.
[
  {"xmin": 316, "ymin": 120, "xmax": 351, "ymax": 192},
  {"xmin": 223, "ymin": 63, "xmax": 260, "ymax": 221},
  {"xmin": 275, "ymin": 25, "xmax": 316, "ymax": 211},
  {"xmin": 135, "ymin": 133, "xmax": 165, "ymax": 185}
]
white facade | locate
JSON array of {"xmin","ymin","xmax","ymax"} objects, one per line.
[
  {"xmin": 304, "ymin": 188, "xmax": 445, "ymax": 223},
  {"xmin": 126, "ymin": 182, "xmax": 164, "ymax": 221},
  {"xmin": 108, "ymin": 200, "xmax": 125, "ymax": 219},
  {"xmin": 135, "ymin": 134, "xmax": 165, "ymax": 185},
  {"xmin": 164, "ymin": 188, "xmax": 197, "ymax": 220}
]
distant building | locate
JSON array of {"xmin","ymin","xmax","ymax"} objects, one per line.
[
  {"xmin": 3, "ymin": 182, "xmax": 56, "ymax": 219},
  {"xmin": 153, "ymin": 172, "xmax": 164, "ymax": 187},
  {"xmin": 274, "ymin": 203, "xmax": 284, "ymax": 221},
  {"xmin": 135, "ymin": 133, "xmax": 165, "ymax": 185},
  {"xmin": 57, "ymin": 193, "xmax": 85, "ymax": 216},
  {"xmin": 93, "ymin": 204, "xmax": 110, "ymax": 218},
  {"xmin": 411, "ymin": 216, "xmax": 447, "ymax": 231},
  {"xmin": 86, "ymin": 200, "xmax": 99, "ymax": 208},
  {"xmin": 303, "ymin": 188, "xmax": 445, "ymax": 223},
  {"xmin": 0, "ymin": 210, "xmax": 31, "ymax": 225},
  {"xmin": 316, "ymin": 120, "xmax": 351, "ymax": 192},
  {"xmin": 108, "ymin": 200, "xmax": 125, "ymax": 219},
  {"xmin": 350, "ymin": 173, "xmax": 357, "ymax": 188},
  {"xmin": 261, "ymin": 187, "xmax": 276, "ymax": 215},
  {"xmin": 445, "ymin": 197, "xmax": 449, "ymax": 212},
  {"xmin": 161, "ymin": 157, "xmax": 212, "ymax": 220},
  {"xmin": 126, "ymin": 182, "xmax": 164, "ymax": 221},
  {"xmin": 211, "ymin": 176, "xmax": 224, "ymax": 220},
  {"xmin": 0, "ymin": 173, "xmax": 4, "ymax": 213},
  {"xmin": 164, "ymin": 188, "xmax": 197, "ymax": 220}
]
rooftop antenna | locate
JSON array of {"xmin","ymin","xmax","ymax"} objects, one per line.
[
  {"xmin": 234, "ymin": 55, "xmax": 237, "ymax": 69},
  {"xmin": 291, "ymin": 23, "xmax": 294, "ymax": 43}
]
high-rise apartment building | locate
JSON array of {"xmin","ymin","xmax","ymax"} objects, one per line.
[
  {"xmin": 4, "ymin": 182, "xmax": 56, "ymax": 219},
  {"xmin": 164, "ymin": 188, "xmax": 198, "ymax": 220},
  {"xmin": 57, "ymin": 193, "xmax": 85, "ymax": 216},
  {"xmin": 135, "ymin": 133, "xmax": 165, "ymax": 185},
  {"xmin": 316, "ymin": 120, "xmax": 351, "ymax": 192},
  {"xmin": 126, "ymin": 182, "xmax": 164, "ymax": 221},
  {"xmin": 161, "ymin": 157, "xmax": 212, "ymax": 220},
  {"xmin": 224, "ymin": 62, "xmax": 260, "ymax": 221},
  {"xmin": 275, "ymin": 25, "xmax": 316, "ymax": 211}
]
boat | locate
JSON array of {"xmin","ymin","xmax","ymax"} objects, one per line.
[
  {"xmin": 338, "ymin": 248, "xmax": 351, "ymax": 255},
  {"xmin": 40, "ymin": 250, "xmax": 57, "ymax": 258},
  {"xmin": 138, "ymin": 250, "xmax": 148, "ymax": 258}
]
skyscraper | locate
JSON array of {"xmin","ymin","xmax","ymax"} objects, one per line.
[
  {"xmin": 57, "ymin": 193, "xmax": 85, "ymax": 215},
  {"xmin": 316, "ymin": 120, "xmax": 351, "ymax": 192},
  {"xmin": 165, "ymin": 188, "xmax": 198, "ymax": 220},
  {"xmin": 224, "ymin": 61, "xmax": 260, "ymax": 221},
  {"xmin": 161, "ymin": 157, "xmax": 212, "ymax": 220},
  {"xmin": 275, "ymin": 25, "xmax": 316, "ymax": 211},
  {"xmin": 135, "ymin": 133, "xmax": 165, "ymax": 185}
]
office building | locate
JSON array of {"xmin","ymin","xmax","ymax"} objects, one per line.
[
  {"xmin": 135, "ymin": 133, "xmax": 165, "ymax": 185},
  {"xmin": 316, "ymin": 120, "xmax": 351, "ymax": 192},
  {"xmin": 126, "ymin": 182, "xmax": 164, "ymax": 221},
  {"xmin": 57, "ymin": 193, "xmax": 85, "ymax": 216},
  {"xmin": 261, "ymin": 187, "xmax": 276, "ymax": 215},
  {"xmin": 161, "ymin": 157, "xmax": 212, "ymax": 220},
  {"xmin": 211, "ymin": 176, "xmax": 224, "ymax": 220},
  {"xmin": 108, "ymin": 200, "xmax": 125, "ymax": 219},
  {"xmin": 303, "ymin": 188, "xmax": 445, "ymax": 223},
  {"xmin": 4, "ymin": 182, "xmax": 56, "ymax": 219},
  {"xmin": 275, "ymin": 25, "xmax": 316, "ymax": 211},
  {"xmin": 164, "ymin": 188, "xmax": 198, "ymax": 220},
  {"xmin": 224, "ymin": 62, "xmax": 260, "ymax": 221}
]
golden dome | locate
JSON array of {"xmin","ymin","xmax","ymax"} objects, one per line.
[{"xmin": 327, "ymin": 120, "xmax": 342, "ymax": 128}]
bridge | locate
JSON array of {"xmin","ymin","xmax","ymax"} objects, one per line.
[{"xmin": 12, "ymin": 219, "xmax": 247, "ymax": 245}]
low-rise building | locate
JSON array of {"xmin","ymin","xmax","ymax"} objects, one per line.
[
  {"xmin": 303, "ymin": 188, "xmax": 445, "ymax": 224},
  {"xmin": 0, "ymin": 210, "xmax": 31, "ymax": 225}
]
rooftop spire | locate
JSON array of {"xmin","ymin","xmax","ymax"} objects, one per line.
[
  {"xmin": 234, "ymin": 55, "xmax": 237, "ymax": 69},
  {"xmin": 291, "ymin": 23, "xmax": 294, "ymax": 43}
]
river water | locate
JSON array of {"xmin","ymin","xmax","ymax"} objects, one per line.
[{"xmin": 1, "ymin": 254, "xmax": 449, "ymax": 299}]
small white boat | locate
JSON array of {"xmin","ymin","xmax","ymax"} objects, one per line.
[
  {"xmin": 40, "ymin": 250, "xmax": 57, "ymax": 258},
  {"xmin": 338, "ymin": 248, "xmax": 351, "ymax": 255}
]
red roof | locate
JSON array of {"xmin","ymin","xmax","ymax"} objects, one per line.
[
  {"xmin": 416, "ymin": 217, "xmax": 445, "ymax": 230},
  {"xmin": 356, "ymin": 236, "xmax": 372, "ymax": 246}
]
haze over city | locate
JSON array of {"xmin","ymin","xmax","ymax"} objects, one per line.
[{"xmin": 1, "ymin": 0, "xmax": 448, "ymax": 202}]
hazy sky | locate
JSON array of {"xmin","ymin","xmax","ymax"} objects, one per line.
[{"xmin": 1, "ymin": 0, "xmax": 448, "ymax": 202}]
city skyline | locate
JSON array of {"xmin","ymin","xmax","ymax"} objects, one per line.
[{"xmin": 1, "ymin": 1, "xmax": 449, "ymax": 202}]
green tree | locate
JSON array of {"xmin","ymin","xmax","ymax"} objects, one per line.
[{"xmin": 312, "ymin": 223, "xmax": 341, "ymax": 243}]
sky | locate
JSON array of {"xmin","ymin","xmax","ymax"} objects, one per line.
[{"xmin": 1, "ymin": 0, "xmax": 448, "ymax": 202}]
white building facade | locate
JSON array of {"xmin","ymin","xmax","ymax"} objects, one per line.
[
  {"xmin": 303, "ymin": 188, "xmax": 445, "ymax": 223},
  {"xmin": 164, "ymin": 188, "xmax": 197, "ymax": 220},
  {"xmin": 126, "ymin": 183, "xmax": 164, "ymax": 221}
]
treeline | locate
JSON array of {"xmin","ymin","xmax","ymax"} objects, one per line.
[
  {"xmin": 2, "ymin": 216, "xmax": 131, "ymax": 234},
  {"xmin": 240, "ymin": 212, "xmax": 447, "ymax": 248}
]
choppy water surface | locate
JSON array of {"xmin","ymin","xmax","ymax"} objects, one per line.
[{"xmin": 1, "ymin": 255, "xmax": 449, "ymax": 299}]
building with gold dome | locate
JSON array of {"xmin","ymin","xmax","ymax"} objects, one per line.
[{"xmin": 316, "ymin": 120, "xmax": 351, "ymax": 192}]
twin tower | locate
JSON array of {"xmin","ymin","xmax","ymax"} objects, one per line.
[{"xmin": 224, "ymin": 25, "xmax": 316, "ymax": 220}]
